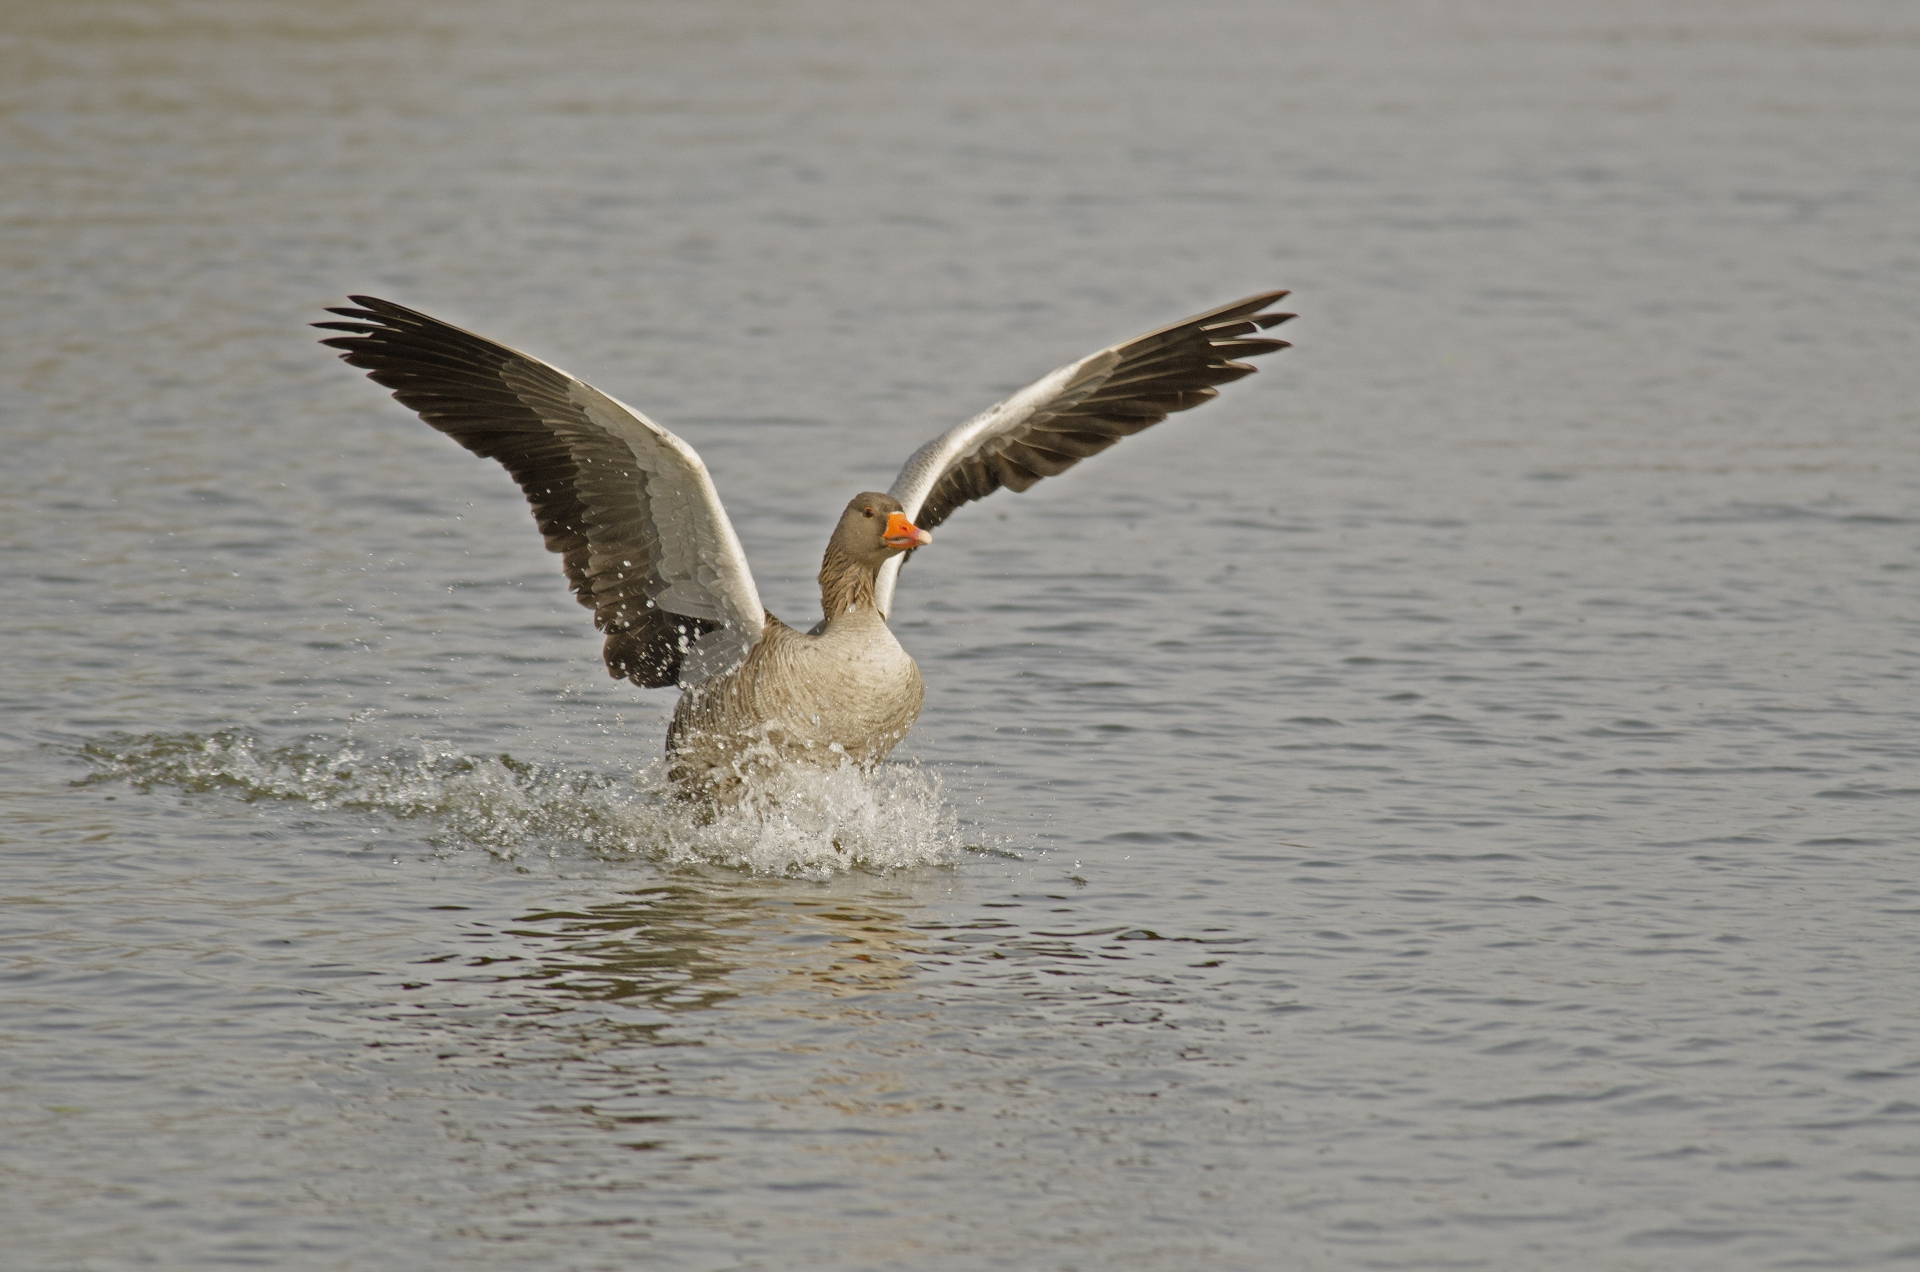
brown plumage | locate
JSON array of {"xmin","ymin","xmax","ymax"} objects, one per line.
[
  {"xmin": 316, "ymin": 291, "xmax": 1293, "ymax": 796},
  {"xmin": 664, "ymin": 494, "xmax": 928, "ymax": 796}
]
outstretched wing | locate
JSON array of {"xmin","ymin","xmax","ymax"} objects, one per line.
[
  {"xmin": 875, "ymin": 291, "xmax": 1294, "ymax": 616},
  {"xmin": 316, "ymin": 296, "xmax": 764, "ymax": 689}
]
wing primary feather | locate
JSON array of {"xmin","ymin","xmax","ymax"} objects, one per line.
[
  {"xmin": 317, "ymin": 296, "xmax": 765, "ymax": 689},
  {"xmin": 874, "ymin": 290, "xmax": 1295, "ymax": 618}
]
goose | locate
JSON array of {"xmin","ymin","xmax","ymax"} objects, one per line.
[{"xmin": 316, "ymin": 291, "xmax": 1293, "ymax": 795}]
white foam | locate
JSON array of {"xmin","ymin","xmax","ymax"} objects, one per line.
[{"xmin": 76, "ymin": 728, "xmax": 968, "ymax": 877}]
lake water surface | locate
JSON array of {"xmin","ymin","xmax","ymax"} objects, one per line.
[{"xmin": 4, "ymin": 1, "xmax": 1918, "ymax": 1268}]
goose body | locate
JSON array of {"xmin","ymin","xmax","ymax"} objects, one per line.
[
  {"xmin": 667, "ymin": 606, "xmax": 923, "ymax": 793},
  {"xmin": 317, "ymin": 290, "xmax": 1293, "ymax": 795}
]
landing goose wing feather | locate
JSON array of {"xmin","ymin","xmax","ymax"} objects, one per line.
[
  {"xmin": 875, "ymin": 290, "xmax": 1294, "ymax": 616},
  {"xmin": 316, "ymin": 296, "xmax": 764, "ymax": 688}
]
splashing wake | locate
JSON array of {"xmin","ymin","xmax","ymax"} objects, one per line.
[{"xmin": 74, "ymin": 729, "xmax": 967, "ymax": 876}]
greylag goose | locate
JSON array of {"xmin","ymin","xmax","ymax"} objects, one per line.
[{"xmin": 316, "ymin": 291, "xmax": 1293, "ymax": 794}]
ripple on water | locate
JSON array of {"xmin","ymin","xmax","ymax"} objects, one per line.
[{"xmin": 72, "ymin": 728, "xmax": 969, "ymax": 878}]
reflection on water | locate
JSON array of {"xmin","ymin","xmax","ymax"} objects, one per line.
[
  {"xmin": 509, "ymin": 887, "xmax": 759, "ymax": 1015},
  {"xmin": 506, "ymin": 884, "xmax": 927, "ymax": 1016}
]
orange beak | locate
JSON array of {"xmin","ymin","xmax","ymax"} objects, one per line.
[{"xmin": 884, "ymin": 511, "xmax": 932, "ymax": 549}]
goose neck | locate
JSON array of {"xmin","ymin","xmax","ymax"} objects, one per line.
[{"xmin": 818, "ymin": 549, "xmax": 880, "ymax": 625}]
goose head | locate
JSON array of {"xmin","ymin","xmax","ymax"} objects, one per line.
[{"xmin": 828, "ymin": 492, "xmax": 931, "ymax": 570}]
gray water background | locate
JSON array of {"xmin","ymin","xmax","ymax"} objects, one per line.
[{"xmin": 3, "ymin": 1, "xmax": 1919, "ymax": 1267}]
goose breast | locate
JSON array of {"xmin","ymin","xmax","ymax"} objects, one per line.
[{"xmin": 667, "ymin": 609, "xmax": 924, "ymax": 791}]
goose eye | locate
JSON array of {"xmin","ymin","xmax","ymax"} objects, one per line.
[{"xmin": 863, "ymin": 507, "xmax": 875, "ymax": 518}]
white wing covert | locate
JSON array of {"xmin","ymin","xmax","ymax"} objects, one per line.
[
  {"xmin": 875, "ymin": 290, "xmax": 1295, "ymax": 617},
  {"xmin": 317, "ymin": 296, "xmax": 764, "ymax": 688}
]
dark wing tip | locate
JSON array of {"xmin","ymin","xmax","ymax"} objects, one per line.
[
  {"xmin": 1200, "ymin": 290, "xmax": 1291, "ymax": 324},
  {"xmin": 317, "ymin": 296, "xmax": 435, "ymax": 328},
  {"xmin": 1205, "ymin": 337, "xmax": 1293, "ymax": 358},
  {"xmin": 314, "ymin": 299, "xmax": 404, "ymax": 335}
]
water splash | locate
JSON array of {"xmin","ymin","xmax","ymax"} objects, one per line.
[{"xmin": 73, "ymin": 728, "xmax": 969, "ymax": 877}]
